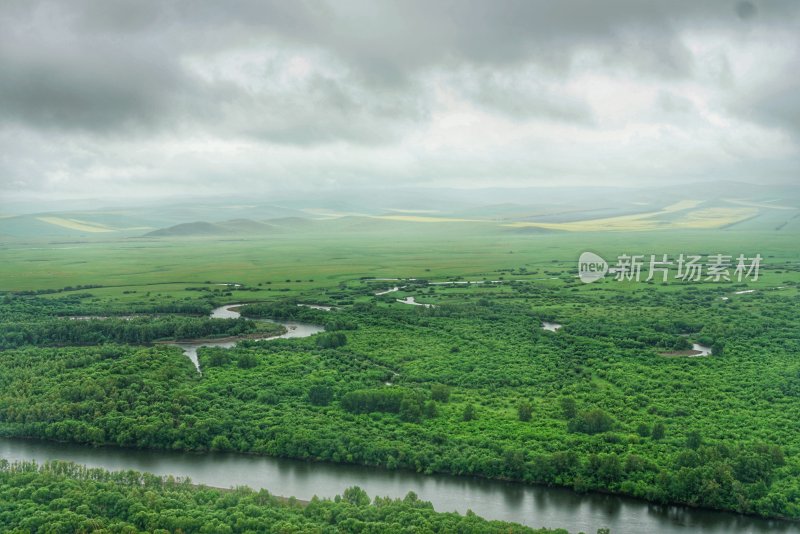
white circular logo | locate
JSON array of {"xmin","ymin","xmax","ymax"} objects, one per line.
[{"xmin": 578, "ymin": 252, "xmax": 608, "ymax": 283}]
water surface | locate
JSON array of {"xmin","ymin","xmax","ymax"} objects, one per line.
[
  {"xmin": 171, "ymin": 304, "xmax": 324, "ymax": 371},
  {"xmin": 0, "ymin": 438, "xmax": 795, "ymax": 534},
  {"xmin": 542, "ymin": 321, "xmax": 563, "ymax": 332}
]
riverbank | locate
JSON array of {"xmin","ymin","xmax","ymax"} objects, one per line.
[
  {"xmin": 660, "ymin": 349, "xmax": 707, "ymax": 357},
  {"xmin": 660, "ymin": 343, "xmax": 713, "ymax": 357},
  {"xmin": 2, "ymin": 436, "xmax": 797, "ymax": 534},
  {"xmin": 152, "ymin": 327, "xmax": 287, "ymax": 346},
  {"xmin": 0, "ymin": 457, "xmax": 552, "ymax": 533}
]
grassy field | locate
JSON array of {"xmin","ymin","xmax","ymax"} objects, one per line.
[{"xmin": 2, "ymin": 225, "xmax": 798, "ymax": 293}]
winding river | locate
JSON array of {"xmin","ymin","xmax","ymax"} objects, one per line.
[
  {"xmin": 5, "ymin": 305, "xmax": 797, "ymax": 532},
  {"xmin": 173, "ymin": 304, "xmax": 325, "ymax": 371},
  {"xmin": 691, "ymin": 343, "xmax": 713, "ymax": 357},
  {"xmin": 0, "ymin": 438, "xmax": 795, "ymax": 534}
]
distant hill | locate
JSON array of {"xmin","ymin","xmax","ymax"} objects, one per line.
[
  {"xmin": 217, "ymin": 219, "xmax": 280, "ymax": 233},
  {"xmin": 264, "ymin": 217, "xmax": 315, "ymax": 229},
  {"xmin": 0, "ymin": 212, "xmax": 156, "ymax": 240},
  {"xmin": 145, "ymin": 219, "xmax": 282, "ymax": 237},
  {"xmin": 3, "ymin": 183, "xmax": 798, "ymax": 241},
  {"xmin": 146, "ymin": 221, "xmax": 227, "ymax": 236}
]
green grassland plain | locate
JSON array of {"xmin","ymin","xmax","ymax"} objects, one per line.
[{"xmin": 2, "ymin": 225, "xmax": 798, "ymax": 294}]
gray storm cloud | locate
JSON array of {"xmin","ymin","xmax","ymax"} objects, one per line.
[{"xmin": 0, "ymin": 0, "xmax": 798, "ymax": 200}]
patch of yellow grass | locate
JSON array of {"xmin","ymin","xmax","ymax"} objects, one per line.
[
  {"xmin": 673, "ymin": 207, "xmax": 758, "ymax": 229},
  {"xmin": 371, "ymin": 215, "xmax": 484, "ymax": 223},
  {"xmin": 69, "ymin": 218, "xmax": 116, "ymax": 228},
  {"xmin": 36, "ymin": 217, "xmax": 115, "ymax": 233},
  {"xmin": 503, "ymin": 200, "xmax": 704, "ymax": 232},
  {"xmin": 659, "ymin": 199, "xmax": 705, "ymax": 212},
  {"xmin": 723, "ymin": 198, "xmax": 798, "ymax": 210},
  {"xmin": 384, "ymin": 208, "xmax": 442, "ymax": 214},
  {"xmin": 303, "ymin": 208, "xmax": 370, "ymax": 218}
]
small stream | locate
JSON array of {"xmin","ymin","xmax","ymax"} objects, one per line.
[
  {"xmin": 690, "ymin": 343, "xmax": 713, "ymax": 357},
  {"xmin": 171, "ymin": 304, "xmax": 325, "ymax": 372},
  {"xmin": 396, "ymin": 296, "xmax": 435, "ymax": 308},
  {"xmin": 542, "ymin": 321, "xmax": 563, "ymax": 332}
]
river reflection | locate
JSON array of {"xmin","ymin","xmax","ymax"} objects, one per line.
[{"xmin": 1, "ymin": 438, "xmax": 796, "ymax": 534}]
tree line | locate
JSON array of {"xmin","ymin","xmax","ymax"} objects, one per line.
[{"xmin": 0, "ymin": 460, "xmax": 560, "ymax": 533}]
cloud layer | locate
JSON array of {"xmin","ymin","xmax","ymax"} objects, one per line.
[{"xmin": 1, "ymin": 0, "xmax": 798, "ymax": 201}]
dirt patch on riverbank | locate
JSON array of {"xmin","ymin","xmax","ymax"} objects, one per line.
[
  {"xmin": 660, "ymin": 349, "xmax": 707, "ymax": 357},
  {"xmin": 153, "ymin": 328, "xmax": 287, "ymax": 346}
]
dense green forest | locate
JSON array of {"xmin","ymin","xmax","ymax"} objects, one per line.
[
  {"xmin": 0, "ymin": 460, "xmax": 559, "ymax": 533},
  {"xmin": 1, "ymin": 274, "xmax": 799, "ymax": 522},
  {"xmin": 0, "ymin": 292, "xmax": 213, "ymax": 320},
  {"xmin": 0, "ymin": 316, "xmax": 283, "ymax": 349}
]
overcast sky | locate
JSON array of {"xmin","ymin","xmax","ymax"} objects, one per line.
[{"xmin": 1, "ymin": 0, "xmax": 798, "ymax": 202}]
